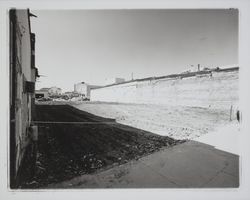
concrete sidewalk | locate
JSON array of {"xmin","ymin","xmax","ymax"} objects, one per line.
[
  {"xmin": 48, "ymin": 140, "xmax": 239, "ymax": 188},
  {"xmin": 194, "ymin": 122, "xmax": 240, "ymax": 155}
]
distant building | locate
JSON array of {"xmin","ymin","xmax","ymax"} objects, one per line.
[
  {"xmin": 39, "ymin": 87, "xmax": 50, "ymax": 91},
  {"xmin": 105, "ymin": 77, "xmax": 125, "ymax": 85},
  {"xmin": 182, "ymin": 64, "xmax": 210, "ymax": 74},
  {"xmin": 74, "ymin": 82, "xmax": 100, "ymax": 98},
  {"xmin": 64, "ymin": 91, "xmax": 79, "ymax": 98},
  {"xmin": 48, "ymin": 86, "xmax": 62, "ymax": 95},
  {"xmin": 188, "ymin": 64, "xmax": 200, "ymax": 72},
  {"xmin": 38, "ymin": 87, "xmax": 62, "ymax": 96}
]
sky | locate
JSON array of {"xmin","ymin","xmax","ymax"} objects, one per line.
[{"xmin": 31, "ymin": 9, "xmax": 238, "ymax": 92}]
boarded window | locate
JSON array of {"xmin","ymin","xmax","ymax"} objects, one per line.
[{"xmin": 25, "ymin": 81, "xmax": 35, "ymax": 93}]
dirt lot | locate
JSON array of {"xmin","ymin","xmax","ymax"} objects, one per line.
[
  {"xmin": 73, "ymin": 101, "xmax": 235, "ymax": 140},
  {"xmin": 21, "ymin": 104, "xmax": 184, "ymax": 188}
]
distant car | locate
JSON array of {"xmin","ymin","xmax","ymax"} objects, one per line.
[{"xmin": 37, "ymin": 97, "xmax": 52, "ymax": 102}]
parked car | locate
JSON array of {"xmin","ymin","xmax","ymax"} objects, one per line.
[{"xmin": 37, "ymin": 97, "xmax": 52, "ymax": 102}]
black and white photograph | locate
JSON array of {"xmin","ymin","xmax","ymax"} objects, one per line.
[{"xmin": 1, "ymin": 0, "xmax": 250, "ymax": 199}]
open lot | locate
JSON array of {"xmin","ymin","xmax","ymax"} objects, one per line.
[
  {"xmin": 21, "ymin": 104, "xmax": 184, "ymax": 188},
  {"xmin": 22, "ymin": 102, "xmax": 239, "ymax": 188},
  {"xmin": 73, "ymin": 101, "xmax": 235, "ymax": 140}
]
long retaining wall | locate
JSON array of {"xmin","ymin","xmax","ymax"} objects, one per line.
[{"xmin": 91, "ymin": 68, "xmax": 239, "ymax": 110}]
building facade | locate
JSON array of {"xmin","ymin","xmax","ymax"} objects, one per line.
[
  {"xmin": 74, "ymin": 82, "xmax": 100, "ymax": 98},
  {"xmin": 105, "ymin": 77, "xmax": 125, "ymax": 85},
  {"xmin": 48, "ymin": 86, "xmax": 62, "ymax": 95},
  {"xmin": 9, "ymin": 9, "xmax": 38, "ymax": 188}
]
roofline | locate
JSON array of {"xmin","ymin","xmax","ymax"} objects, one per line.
[
  {"xmin": 92, "ymin": 66, "xmax": 239, "ymax": 90},
  {"xmin": 74, "ymin": 82, "xmax": 101, "ymax": 87}
]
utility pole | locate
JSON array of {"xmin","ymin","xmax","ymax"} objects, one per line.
[
  {"xmin": 198, "ymin": 64, "xmax": 200, "ymax": 72},
  {"xmin": 131, "ymin": 72, "xmax": 134, "ymax": 80}
]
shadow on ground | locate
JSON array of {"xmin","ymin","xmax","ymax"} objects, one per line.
[
  {"xmin": 48, "ymin": 140, "xmax": 239, "ymax": 189},
  {"xmin": 20, "ymin": 104, "xmax": 184, "ymax": 188}
]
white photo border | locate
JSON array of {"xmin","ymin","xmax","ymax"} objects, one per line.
[{"xmin": 0, "ymin": 0, "xmax": 250, "ymax": 200}]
